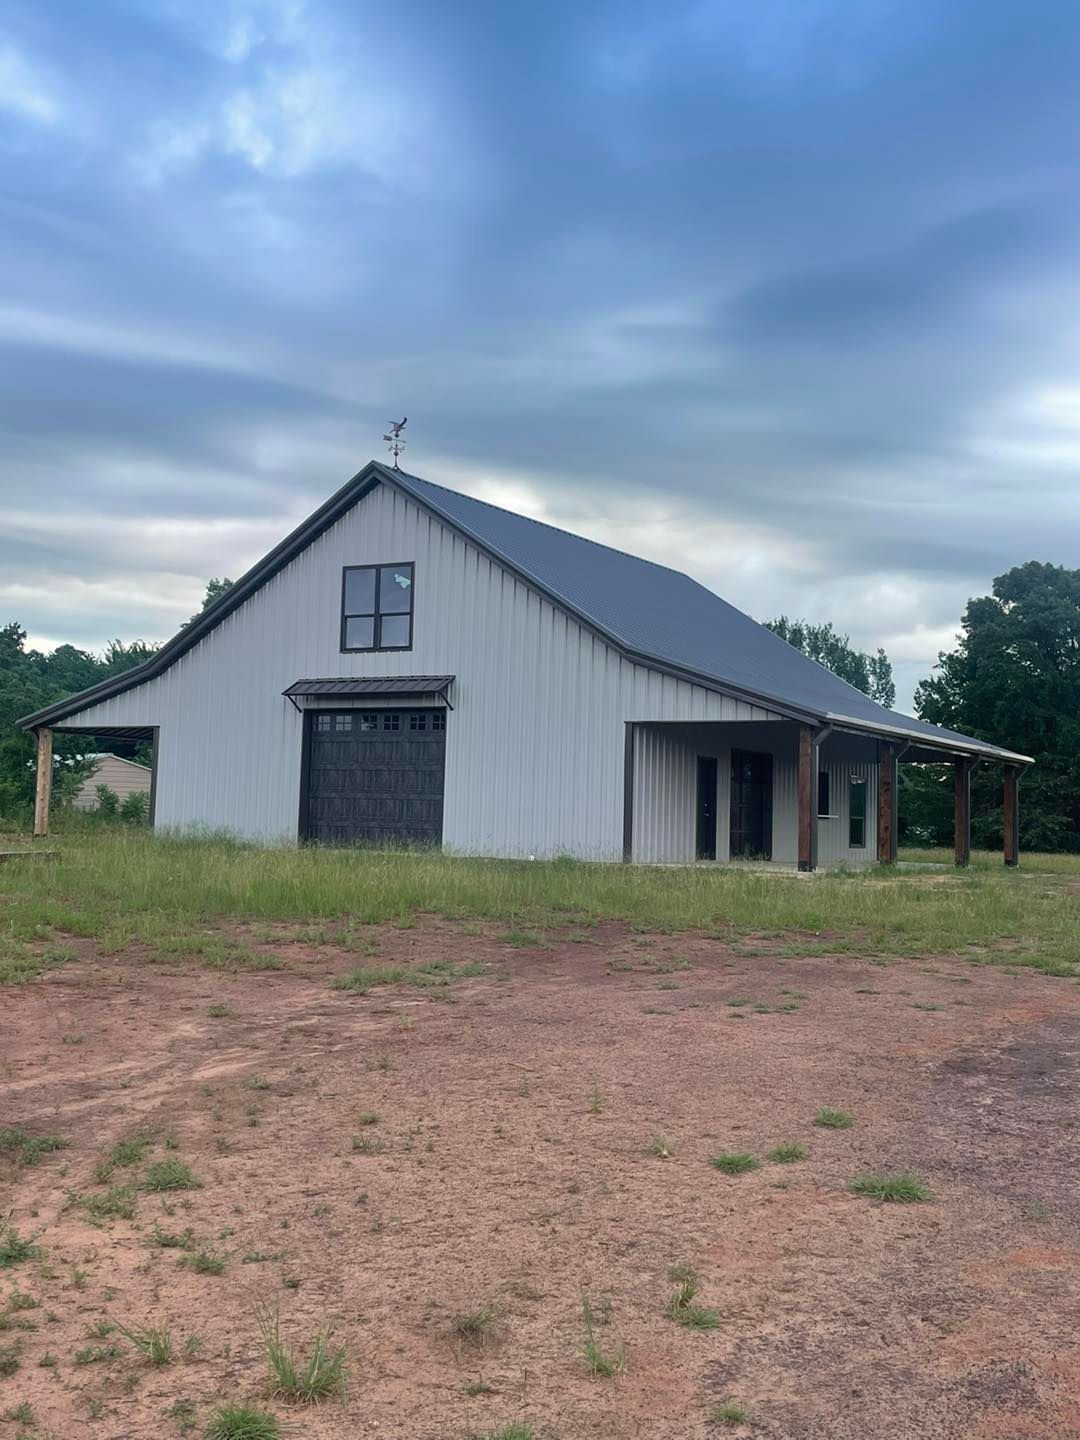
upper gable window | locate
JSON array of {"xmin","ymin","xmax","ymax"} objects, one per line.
[{"xmin": 341, "ymin": 563, "xmax": 414, "ymax": 652}]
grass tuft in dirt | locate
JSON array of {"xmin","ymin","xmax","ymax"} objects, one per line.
[
  {"xmin": 647, "ymin": 1134, "xmax": 673, "ymax": 1159},
  {"xmin": 709, "ymin": 1151, "xmax": 760, "ymax": 1176},
  {"xmin": 814, "ymin": 1107, "xmax": 855, "ymax": 1130},
  {"xmin": 664, "ymin": 1265, "xmax": 720, "ymax": 1330},
  {"xmin": 80, "ymin": 1185, "xmax": 137, "ymax": 1221},
  {"xmin": 142, "ymin": 1158, "xmax": 201, "ymax": 1192},
  {"xmin": 453, "ymin": 1303, "xmax": 498, "ymax": 1346},
  {"xmin": 204, "ymin": 1403, "xmax": 282, "ymax": 1440},
  {"xmin": 0, "ymin": 1227, "xmax": 41, "ymax": 1269},
  {"xmin": 0, "ymin": 1127, "xmax": 67, "ymax": 1168},
  {"xmin": 466, "ymin": 1425, "xmax": 537, "ymax": 1440},
  {"xmin": 581, "ymin": 1297, "xmax": 625, "ymax": 1378},
  {"xmin": 849, "ymin": 1172, "xmax": 932, "ymax": 1203},
  {"xmin": 116, "ymin": 1321, "xmax": 173, "ymax": 1365},
  {"xmin": 181, "ymin": 1247, "xmax": 227, "ymax": 1276},
  {"xmin": 257, "ymin": 1301, "xmax": 347, "ymax": 1402},
  {"xmin": 708, "ymin": 1401, "xmax": 751, "ymax": 1427},
  {"xmin": 767, "ymin": 1142, "xmax": 807, "ymax": 1163}
]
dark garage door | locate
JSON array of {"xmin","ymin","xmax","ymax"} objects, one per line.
[{"xmin": 304, "ymin": 709, "xmax": 446, "ymax": 847}]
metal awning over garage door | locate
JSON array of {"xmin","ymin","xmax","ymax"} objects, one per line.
[
  {"xmin": 302, "ymin": 706, "xmax": 447, "ymax": 848},
  {"xmin": 284, "ymin": 675, "xmax": 454, "ymax": 708}
]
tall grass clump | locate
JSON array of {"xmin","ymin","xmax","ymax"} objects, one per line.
[{"xmin": 257, "ymin": 1302, "xmax": 347, "ymax": 1402}]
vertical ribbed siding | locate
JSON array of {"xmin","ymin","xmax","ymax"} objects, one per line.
[
  {"xmin": 53, "ymin": 483, "xmax": 785, "ymax": 858},
  {"xmin": 816, "ymin": 733, "xmax": 880, "ymax": 866}
]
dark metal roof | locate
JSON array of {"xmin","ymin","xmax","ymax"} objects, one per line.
[
  {"xmin": 20, "ymin": 460, "xmax": 1031, "ymax": 763},
  {"xmin": 283, "ymin": 676, "xmax": 454, "ymax": 698}
]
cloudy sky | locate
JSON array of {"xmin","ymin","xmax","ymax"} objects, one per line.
[{"xmin": 2, "ymin": 0, "xmax": 1079, "ymax": 710}]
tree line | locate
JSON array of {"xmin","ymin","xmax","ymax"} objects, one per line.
[{"xmin": 1, "ymin": 565, "xmax": 1077, "ymax": 851}]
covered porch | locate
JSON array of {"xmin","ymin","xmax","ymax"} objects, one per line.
[
  {"xmin": 30, "ymin": 724, "xmax": 159, "ymax": 836},
  {"xmin": 622, "ymin": 718, "xmax": 1024, "ymax": 870}
]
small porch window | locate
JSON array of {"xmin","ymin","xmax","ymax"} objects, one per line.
[{"xmin": 848, "ymin": 776, "xmax": 867, "ymax": 848}]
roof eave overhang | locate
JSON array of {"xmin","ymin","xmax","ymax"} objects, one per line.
[{"xmin": 825, "ymin": 711, "xmax": 1034, "ymax": 765}]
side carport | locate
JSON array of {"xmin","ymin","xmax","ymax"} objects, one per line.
[{"xmin": 30, "ymin": 724, "xmax": 159, "ymax": 837}]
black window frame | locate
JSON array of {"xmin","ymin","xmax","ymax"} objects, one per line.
[
  {"xmin": 340, "ymin": 562, "xmax": 415, "ymax": 653},
  {"xmin": 848, "ymin": 775, "xmax": 867, "ymax": 848}
]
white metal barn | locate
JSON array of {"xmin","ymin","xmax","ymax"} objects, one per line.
[{"xmin": 22, "ymin": 461, "xmax": 1031, "ymax": 868}]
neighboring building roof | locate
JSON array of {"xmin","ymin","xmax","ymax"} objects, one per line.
[
  {"xmin": 76, "ymin": 752, "xmax": 151, "ymax": 770},
  {"xmin": 20, "ymin": 460, "xmax": 1031, "ymax": 763}
]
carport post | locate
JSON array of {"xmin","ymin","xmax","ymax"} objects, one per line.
[
  {"xmin": 33, "ymin": 727, "xmax": 53, "ymax": 838},
  {"xmin": 876, "ymin": 742, "xmax": 898, "ymax": 865},
  {"xmin": 1003, "ymin": 764, "xmax": 1021, "ymax": 867},
  {"xmin": 797, "ymin": 724, "xmax": 814, "ymax": 871}
]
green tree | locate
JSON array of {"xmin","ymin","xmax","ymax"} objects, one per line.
[
  {"xmin": 187, "ymin": 577, "xmax": 234, "ymax": 626},
  {"xmin": 914, "ymin": 562, "xmax": 1080, "ymax": 852},
  {"xmin": 765, "ymin": 616, "xmax": 896, "ymax": 707}
]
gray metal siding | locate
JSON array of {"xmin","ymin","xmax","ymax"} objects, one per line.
[
  {"xmin": 51, "ymin": 482, "xmax": 783, "ymax": 858},
  {"xmin": 816, "ymin": 734, "xmax": 880, "ymax": 867},
  {"xmin": 630, "ymin": 723, "xmax": 880, "ymax": 868}
]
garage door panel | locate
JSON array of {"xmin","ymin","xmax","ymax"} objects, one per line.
[{"xmin": 306, "ymin": 709, "xmax": 445, "ymax": 847}]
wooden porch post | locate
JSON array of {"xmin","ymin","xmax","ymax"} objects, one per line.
[
  {"xmin": 877, "ymin": 742, "xmax": 898, "ymax": 865},
  {"xmin": 797, "ymin": 724, "xmax": 814, "ymax": 872},
  {"xmin": 954, "ymin": 757, "xmax": 973, "ymax": 867},
  {"xmin": 33, "ymin": 727, "xmax": 53, "ymax": 838},
  {"xmin": 1003, "ymin": 764, "xmax": 1020, "ymax": 868}
]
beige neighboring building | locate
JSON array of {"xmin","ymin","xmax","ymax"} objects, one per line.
[{"xmin": 73, "ymin": 753, "xmax": 152, "ymax": 811}]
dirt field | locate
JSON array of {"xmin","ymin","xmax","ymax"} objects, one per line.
[{"xmin": 3, "ymin": 917, "xmax": 1080, "ymax": 1439}]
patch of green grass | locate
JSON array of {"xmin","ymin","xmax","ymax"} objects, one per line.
[
  {"xmin": 0, "ymin": 1128, "xmax": 67, "ymax": 1167},
  {"xmin": 116, "ymin": 1321, "xmax": 173, "ymax": 1365},
  {"xmin": 497, "ymin": 930, "xmax": 541, "ymax": 947},
  {"xmin": 581, "ymin": 1296, "xmax": 624, "ymax": 1377},
  {"xmin": 142, "ymin": 1158, "xmax": 201, "ymax": 1192},
  {"xmin": 463, "ymin": 1379, "xmax": 495, "ymax": 1396},
  {"xmin": 453, "ymin": 1304, "xmax": 498, "ymax": 1345},
  {"xmin": 588, "ymin": 1083, "xmax": 605, "ymax": 1115},
  {"xmin": 708, "ymin": 1401, "xmax": 751, "ymax": 1427},
  {"xmin": 664, "ymin": 1266, "xmax": 719, "ymax": 1330},
  {"xmin": 94, "ymin": 1132, "xmax": 154, "ymax": 1181},
  {"xmin": 814, "ymin": 1108, "xmax": 855, "ymax": 1130},
  {"xmin": 0, "ymin": 1227, "xmax": 41, "ymax": 1268},
  {"xmin": 709, "ymin": 1152, "xmax": 760, "ymax": 1176},
  {"xmin": 151, "ymin": 1222, "xmax": 194, "ymax": 1249},
  {"xmin": 81, "ymin": 1184, "xmax": 137, "ymax": 1221},
  {"xmin": 0, "ymin": 1342, "xmax": 20, "ymax": 1377},
  {"xmin": 466, "ymin": 1425, "xmax": 537, "ymax": 1440},
  {"xmin": 257, "ymin": 1302, "xmax": 347, "ymax": 1402},
  {"xmin": 767, "ymin": 1142, "xmax": 807, "ymax": 1164},
  {"xmin": 207, "ymin": 1002, "xmax": 232, "ymax": 1018},
  {"xmin": 726, "ymin": 997, "xmax": 751, "ymax": 1007},
  {"xmin": 204, "ymin": 1403, "xmax": 282, "ymax": 1440},
  {"xmin": 73, "ymin": 1342, "xmax": 122, "ymax": 1365},
  {"xmin": 850, "ymin": 1172, "xmax": 932, "ymax": 1203},
  {"xmin": 356, "ymin": 1111, "xmax": 379, "ymax": 1127},
  {"xmin": 332, "ymin": 959, "xmax": 487, "ymax": 993},
  {"xmin": 243, "ymin": 1075, "xmax": 270, "ymax": 1091},
  {"xmin": 181, "ymin": 1247, "xmax": 227, "ymax": 1276},
  {"xmin": 3, "ymin": 1403, "xmax": 34, "ymax": 1423},
  {"xmin": 647, "ymin": 1134, "xmax": 673, "ymax": 1159},
  {"xmin": 351, "ymin": 1135, "xmax": 387, "ymax": 1154}
]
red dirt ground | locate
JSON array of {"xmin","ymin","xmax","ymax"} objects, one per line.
[{"xmin": 2, "ymin": 920, "xmax": 1080, "ymax": 1439}]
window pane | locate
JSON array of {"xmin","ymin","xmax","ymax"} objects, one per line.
[
  {"xmin": 344, "ymin": 567, "xmax": 376, "ymax": 614},
  {"xmin": 344, "ymin": 615, "xmax": 375, "ymax": 650},
  {"xmin": 431, "ymin": 711, "xmax": 445, "ymax": 731},
  {"xmin": 315, "ymin": 714, "xmax": 330, "ymax": 732},
  {"xmin": 849, "ymin": 777, "xmax": 867, "ymax": 847},
  {"xmin": 382, "ymin": 712, "xmax": 401, "ymax": 731},
  {"xmin": 359, "ymin": 712, "xmax": 379, "ymax": 731},
  {"xmin": 379, "ymin": 613, "xmax": 411, "ymax": 648},
  {"xmin": 334, "ymin": 713, "xmax": 352, "ymax": 731},
  {"xmin": 379, "ymin": 565, "xmax": 412, "ymax": 613},
  {"xmin": 817, "ymin": 772, "xmax": 830, "ymax": 816},
  {"xmin": 409, "ymin": 712, "xmax": 427, "ymax": 731}
]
